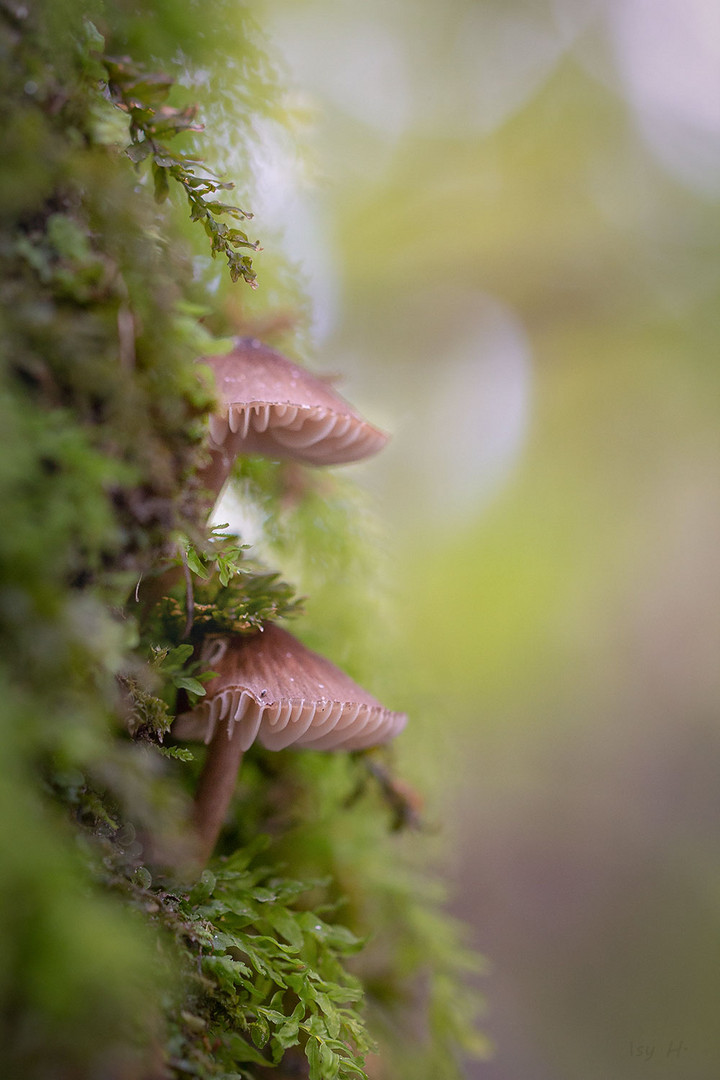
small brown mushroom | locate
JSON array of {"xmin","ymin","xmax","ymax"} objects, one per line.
[
  {"xmin": 173, "ymin": 623, "xmax": 407, "ymax": 863},
  {"xmin": 137, "ymin": 341, "xmax": 388, "ymax": 611},
  {"xmin": 197, "ymin": 338, "xmax": 389, "ymax": 504}
]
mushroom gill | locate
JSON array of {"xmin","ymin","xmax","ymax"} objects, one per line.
[
  {"xmin": 174, "ymin": 623, "xmax": 407, "ymax": 862},
  {"xmin": 197, "ymin": 339, "xmax": 389, "ymax": 502}
]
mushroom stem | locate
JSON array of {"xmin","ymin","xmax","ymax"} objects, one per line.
[
  {"xmin": 192, "ymin": 722, "xmax": 245, "ymax": 864},
  {"xmin": 196, "ymin": 439, "xmax": 240, "ymax": 510}
]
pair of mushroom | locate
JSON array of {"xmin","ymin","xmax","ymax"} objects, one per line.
[{"xmin": 177, "ymin": 339, "xmax": 406, "ymax": 862}]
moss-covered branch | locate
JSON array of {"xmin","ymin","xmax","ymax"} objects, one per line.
[{"xmin": 0, "ymin": 4, "xmax": 487, "ymax": 1079}]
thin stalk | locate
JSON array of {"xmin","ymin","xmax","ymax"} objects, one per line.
[
  {"xmin": 194, "ymin": 429, "xmax": 247, "ymax": 509},
  {"xmin": 192, "ymin": 720, "xmax": 245, "ymax": 864}
]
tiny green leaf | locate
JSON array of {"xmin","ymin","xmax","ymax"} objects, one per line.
[
  {"xmin": 158, "ymin": 745, "xmax": 194, "ymax": 762},
  {"xmin": 173, "ymin": 675, "xmax": 206, "ymax": 696},
  {"xmin": 153, "ymin": 163, "xmax": 170, "ymax": 202},
  {"xmin": 126, "ymin": 141, "xmax": 152, "ymax": 163}
]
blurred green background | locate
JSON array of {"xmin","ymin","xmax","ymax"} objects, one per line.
[{"xmin": 240, "ymin": 1, "xmax": 720, "ymax": 1077}]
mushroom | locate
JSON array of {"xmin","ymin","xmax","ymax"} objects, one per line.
[
  {"xmin": 173, "ymin": 622, "xmax": 407, "ymax": 863},
  {"xmin": 197, "ymin": 338, "xmax": 389, "ymax": 505},
  {"xmin": 136, "ymin": 340, "xmax": 388, "ymax": 611}
]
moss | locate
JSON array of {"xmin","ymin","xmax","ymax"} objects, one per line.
[{"xmin": 0, "ymin": 4, "xmax": 487, "ymax": 1078}]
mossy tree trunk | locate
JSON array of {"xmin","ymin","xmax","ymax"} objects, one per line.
[{"xmin": 0, "ymin": 4, "xmax": 487, "ymax": 1079}]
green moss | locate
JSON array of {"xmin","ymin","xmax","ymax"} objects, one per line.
[{"xmin": 0, "ymin": 4, "xmax": 486, "ymax": 1078}]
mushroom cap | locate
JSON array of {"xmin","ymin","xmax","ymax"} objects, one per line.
[
  {"xmin": 201, "ymin": 339, "xmax": 389, "ymax": 465},
  {"xmin": 173, "ymin": 623, "xmax": 407, "ymax": 753}
]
